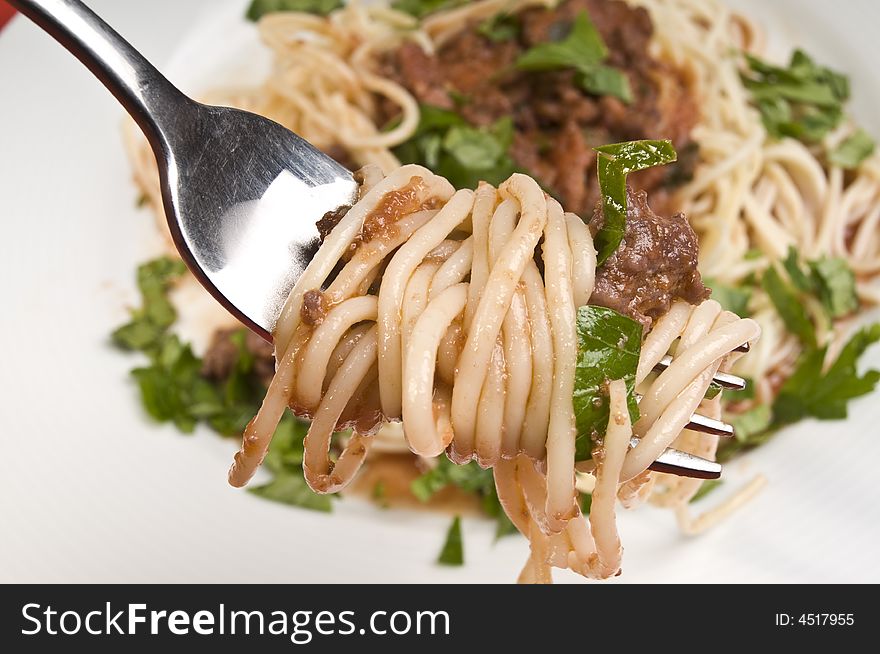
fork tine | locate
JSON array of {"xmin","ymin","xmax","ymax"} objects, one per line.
[
  {"xmin": 636, "ymin": 438, "xmax": 722, "ymax": 479},
  {"xmin": 685, "ymin": 412, "xmax": 734, "ymax": 437},
  {"xmin": 635, "ymin": 393, "xmax": 736, "ymax": 438},
  {"xmin": 652, "ymin": 354, "xmax": 747, "ymax": 390},
  {"xmin": 578, "ymin": 441, "xmax": 722, "ymax": 480}
]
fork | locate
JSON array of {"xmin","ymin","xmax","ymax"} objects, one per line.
[{"xmin": 11, "ymin": 0, "xmax": 747, "ymax": 480}]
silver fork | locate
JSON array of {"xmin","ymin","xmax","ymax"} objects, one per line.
[
  {"xmin": 11, "ymin": 0, "xmax": 746, "ymax": 480},
  {"xmin": 10, "ymin": 0, "xmax": 357, "ymax": 341}
]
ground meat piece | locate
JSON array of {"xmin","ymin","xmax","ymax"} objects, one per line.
[
  {"xmin": 301, "ymin": 289, "xmax": 329, "ymax": 327},
  {"xmin": 589, "ymin": 186, "xmax": 709, "ymax": 329},
  {"xmin": 393, "ymin": 41, "xmax": 454, "ymax": 110},
  {"xmin": 201, "ymin": 328, "xmax": 275, "ymax": 386},
  {"xmin": 316, "ymin": 204, "xmax": 350, "ymax": 242},
  {"xmin": 548, "ymin": 119, "xmax": 593, "ymax": 212}
]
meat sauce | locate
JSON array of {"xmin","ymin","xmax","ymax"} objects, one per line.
[{"xmin": 381, "ymin": 0, "xmax": 700, "ymax": 217}]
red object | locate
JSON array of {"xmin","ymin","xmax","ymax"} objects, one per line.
[{"xmin": 0, "ymin": 3, "xmax": 16, "ymax": 32}]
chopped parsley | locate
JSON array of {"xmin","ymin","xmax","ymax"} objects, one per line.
[
  {"xmin": 743, "ymin": 50, "xmax": 875, "ymax": 168},
  {"xmin": 761, "ymin": 264, "xmax": 817, "ymax": 348},
  {"xmin": 393, "ymin": 105, "xmax": 519, "ymax": 189},
  {"xmin": 516, "ymin": 11, "xmax": 632, "ymax": 103},
  {"xmin": 412, "ymin": 457, "xmax": 516, "ymax": 539},
  {"xmin": 112, "ymin": 257, "xmax": 187, "ymax": 352},
  {"xmin": 477, "ymin": 12, "xmax": 520, "ymax": 43},
  {"xmin": 715, "ymin": 249, "xmax": 878, "ymax": 457},
  {"xmin": 573, "ymin": 305, "xmax": 642, "ymax": 461},
  {"xmin": 250, "ymin": 414, "xmax": 334, "ymax": 511},
  {"xmin": 719, "ymin": 325, "xmax": 880, "ymax": 460},
  {"xmin": 829, "ymin": 129, "xmax": 876, "ymax": 169},
  {"xmin": 773, "ymin": 323, "xmax": 880, "ymax": 426},
  {"xmin": 245, "ymin": 0, "xmax": 342, "ymax": 21},
  {"xmin": 390, "ymin": 0, "xmax": 468, "ymax": 19},
  {"xmin": 704, "ymin": 278, "xmax": 753, "ymax": 317},
  {"xmin": 437, "ymin": 516, "xmax": 464, "ymax": 566},
  {"xmin": 113, "ymin": 256, "xmax": 328, "ymax": 511},
  {"xmin": 689, "ymin": 479, "xmax": 723, "ymax": 503},
  {"xmin": 761, "ymin": 247, "xmax": 859, "ymax": 349}
]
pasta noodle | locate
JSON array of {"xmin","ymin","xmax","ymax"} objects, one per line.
[{"xmin": 227, "ymin": 165, "xmax": 760, "ymax": 581}]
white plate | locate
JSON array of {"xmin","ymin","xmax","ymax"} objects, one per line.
[{"xmin": 1, "ymin": 0, "xmax": 879, "ymax": 583}]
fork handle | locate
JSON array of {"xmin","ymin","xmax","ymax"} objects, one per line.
[{"xmin": 8, "ymin": 0, "xmax": 191, "ymax": 152}]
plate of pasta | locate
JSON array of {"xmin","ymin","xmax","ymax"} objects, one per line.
[{"xmin": 1, "ymin": 0, "xmax": 879, "ymax": 583}]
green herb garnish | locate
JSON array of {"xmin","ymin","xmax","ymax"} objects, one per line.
[
  {"xmin": 704, "ymin": 382, "xmax": 723, "ymax": 400},
  {"xmin": 372, "ymin": 480, "xmax": 389, "ymax": 508},
  {"xmin": 579, "ymin": 493, "xmax": 593, "ymax": 516},
  {"xmin": 593, "ymin": 140, "xmax": 678, "ymax": 265},
  {"xmin": 809, "ymin": 257, "xmax": 859, "ymax": 319},
  {"xmin": 573, "ymin": 306, "xmax": 642, "ymax": 460},
  {"xmin": 829, "ymin": 129, "xmax": 876, "ymax": 169},
  {"xmin": 773, "ymin": 323, "xmax": 880, "ymax": 426},
  {"xmin": 704, "ymin": 278, "xmax": 752, "ymax": 317},
  {"xmin": 721, "ymin": 323, "xmax": 880, "ymax": 460},
  {"xmin": 112, "ymin": 257, "xmax": 187, "ymax": 352},
  {"xmin": 412, "ymin": 457, "xmax": 515, "ymax": 538},
  {"xmin": 762, "ymin": 247, "xmax": 858, "ymax": 348},
  {"xmin": 743, "ymin": 50, "xmax": 874, "ymax": 168},
  {"xmin": 437, "ymin": 516, "xmax": 464, "ymax": 566},
  {"xmin": 246, "ymin": 0, "xmax": 342, "ymax": 21},
  {"xmin": 761, "ymin": 264, "xmax": 816, "ymax": 348},
  {"xmin": 393, "ymin": 105, "xmax": 519, "ymax": 189},
  {"xmin": 477, "ymin": 12, "xmax": 520, "ymax": 43},
  {"xmin": 689, "ymin": 479, "xmax": 723, "ymax": 503},
  {"xmin": 516, "ymin": 11, "xmax": 631, "ymax": 103},
  {"xmin": 390, "ymin": 0, "xmax": 468, "ymax": 19},
  {"xmin": 250, "ymin": 414, "xmax": 334, "ymax": 511},
  {"xmin": 114, "ymin": 256, "xmax": 329, "ymax": 512}
]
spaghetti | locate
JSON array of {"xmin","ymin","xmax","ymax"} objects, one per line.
[{"xmin": 227, "ymin": 165, "xmax": 760, "ymax": 581}]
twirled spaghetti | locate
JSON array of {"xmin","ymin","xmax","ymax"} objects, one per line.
[{"xmin": 227, "ymin": 165, "xmax": 760, "ymax": 581}]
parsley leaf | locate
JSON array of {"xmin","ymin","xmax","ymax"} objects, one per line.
[
  {"xmin": 743, "ymin": 49, "xmax": 874, "ymax": 167},
  {"xmin": 246, "ymin": 0, "xmax": 342, "ymax": 21},
  {"xmin": 761, "ymin": 264, "xmax": 816, "ymax": 348},
  {"xmin": 773, "ymin": 323, "xmax": 880, "ymax": 425},
  {"xmin": 249, "ymin": 414, "xmax": 333, "ymax": 511},
  {"xmin": 394, "ymin": 106, "xmax": 519, "ymax": 189},
  {"xmin": 730, "ymin": 404, "xmax": 773, "ymax": 443},
  {"xmin": 704, "ymin": 278, "xmax": 752, "ymax": 317},
  {"xmin": 689, "ymin": 479, "xmax": 723, "ymax": 503},
  {"xmin": 573, "ymin": 306, "xmax": 642, "ymax": 460},
  {"xmin": 114, "ymin": 257, "xmax": 330, "ymax": 513},
  {"xmin": 716, "ymin": 405, "xmax": 775, "ymax": 462},
  {"xmin": 593, "ymin": 140, "xmax": 678, "ymax": 265},
  {"xmin": 477, "ymin": 12, "xmax": 520, "ymax": 43},
  {"xmin": 829, "ymin": 129, "xmax": 876, "ymax": 169},
  {"xmin": 437, "ymin": 516, "xmax": 464, "ymax": 566},
  {"xmin": 809, "ymin": 257, "xmax": 858, "ymax": 318},
  {"xmin": 112, "ymin": 257, "xmax": 187, "ymax": 352},
  {"xmin": 763, "ymin": 248, "xmax": 858, "ymax": 344},
  {"xmin": 743, "ymin": 50, "xmax": 849, "ymax": 143},
  {"xmin": 391, "ymin": 0, "xmax": 467, "ymax": 19},
  {"xmin": 411, "ymin": 457, "xmax": 514, "ymax": 538},
  {"xmin": 516, "ymin": 11, "xmax": 632, "ymax": 103},
  {"xmin": 704, "ymin": 382, "xmax": 723, "ymax": 400}
]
